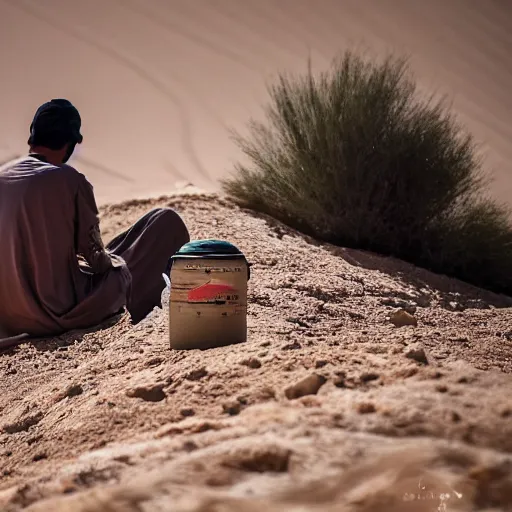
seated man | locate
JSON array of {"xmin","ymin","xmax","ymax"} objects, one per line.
[{"xmin": 0, "ymin": 99, "xmax": 190, "ymax": 338}]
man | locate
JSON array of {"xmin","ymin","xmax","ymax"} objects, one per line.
[{"xmin": 0, "ymin": 99, "xmax": 190, "ymax": 340}]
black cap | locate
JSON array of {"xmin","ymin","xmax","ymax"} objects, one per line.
[{"xmin": 28, "ymin": 99, "xmax": 83, "ymax": 149}]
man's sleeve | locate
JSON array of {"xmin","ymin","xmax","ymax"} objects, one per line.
[{"xmin": 75, "ymin": 174, "xmax": 124, "ymax": 274}]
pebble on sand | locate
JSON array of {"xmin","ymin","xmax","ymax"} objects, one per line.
[
  {"xmin": 240, "ymin": 357, "xmax": 262, "ymax": 369},
  {"xmin": 389, "ymin": 309, "xmax": 418, "ymax": 327},
  {"xmin": 52, "ymin": 383, "xmax": 84, "ymax": 403},
  {"xmin": 404, "ymin": 343, "xmax": 430, "ymax": 365},
  {"xmin": 126, "ymin": 383, "xmax": 166, "ymax": 402},
  {"xmin": 356, "ymin": 402, "xmax": 377, "ymax": 414},
  {"xmin": 186, "ymin": 367, "xmax": 208, "ymax": 381},
  {"xmin": 284, "ymin": 374, "xmax": 327, "ymax": 400},
  {"xmin": 222, "ymin": 400, "xmax": 242, "ymax": 416}
]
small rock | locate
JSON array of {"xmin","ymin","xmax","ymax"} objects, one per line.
[
  {"xmin": 451, "ymin": 411, "xmax": 462, "ymax": 423},
  {"xmin": 357, "ymin": 402, "xmax": 376, "ymax": 414},
  {"xmin": 404, "ymin": 344, "xmax": 430, "ymax": 365},
  {"xmin": 333, "ymin": 376, "xmax": 346, "ymax": 388},
  {"xmin": 222, "ymin": 400, "xmax": 241, "ymax": 416},
  {"xmin": 389, "ymin": 309, "xmax": 418, "ymax": 327},
  {"xmin": 333, "ymin": 370, "xmax": 347, "ymax": 388},
  {"xmin": 360, "ymin": 372, "xmax": 379, "ymax": 383},
  {"xmin": 145, "ymin": 357, "xmax": 164, "ymax": 368},
  {"xmin": 65, "ymin": 383, "xmax": 83, "ymax": 398},
  {"xmin": 315, "ymin": 360, "xmax": 328, "ymax": 369},
  {"xmin": 180, "ymin": 408, "xmax": 195, "ymax": 417},
  {"xmin": 186, "ymin": 367, "xmax": 208, "ymax": 381},
  {"xmin": 53, "ymin": 383, "xmax": 83, "ymax": 403},
  {"xmin": 282, "ymin": 341, "xmax": 301, "ymax": 350},
  {"xmin": 284, "ymin": 374, "xmax": 327, "ymax": 400},
  {"xmin": 126, "ymin": 383, "xmax": 166, "ymax": 402},
  {"xmin": 182, "ymin": 441, "xmax": 198, "ymax": 452},
  {"xmin": 240, "ymin": 357, "xmax": 262, "ymax": 369},
  {"xmin": 32, "ymin": 452, "xmax": 47, "ymax": 462}
]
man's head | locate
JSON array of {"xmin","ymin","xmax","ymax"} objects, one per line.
[{"xmin": 28, "ymin": 99, "xmax": 83, "ymax": 165}]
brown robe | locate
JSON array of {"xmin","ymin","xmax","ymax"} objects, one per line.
[{"xmin": 0, "ymin": 155, "xmax": 189, "ymax": 339}]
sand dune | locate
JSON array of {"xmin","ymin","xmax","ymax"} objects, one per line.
[
  {"xmin": 1, "ymin": 194, "xmax": 512, "ymax": 511},
  {"xmin": 1, "ymin": 0, "xmax": 511, "ymax": 205}
]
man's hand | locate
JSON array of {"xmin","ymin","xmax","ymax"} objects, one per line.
[{"xmin": 108, "ymin": 252, "xmax": 126, "ymax": 268}]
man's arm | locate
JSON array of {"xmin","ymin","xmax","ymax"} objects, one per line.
[{"xmin": 75, "ymin": 173, "xmax": 124, "ymax": 274}]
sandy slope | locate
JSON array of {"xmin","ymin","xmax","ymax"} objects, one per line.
[
  {"xmin": 1, "ymin": 195, "xmax": 512, "ymax": 511},
  {"xmin": 1, "ymin": 0, "xmax": 512, "ymax": 205},
  {"xmin": 2, "ymin": 3, "xmax": 512, "ymax": 510}
]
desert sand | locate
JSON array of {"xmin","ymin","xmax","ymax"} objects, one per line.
[
  {"xmin": 1, "ymin": 194, "xmax": 512, "ymax": 511},
  {"xmin": 1, "ymin": 0, "xmax": 512, "ymax": 205},
  {"xmin": 1, "ymin": 2, "xmax": 512, "ymax": 511}
]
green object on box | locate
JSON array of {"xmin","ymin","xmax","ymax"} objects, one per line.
[
  {"xmin": 174, "ymin": 239, "xmax": 244, "ymax": 257},
  {"xmin": 169, "ymin": 239, "xmax": 250, "ymax": 280}
]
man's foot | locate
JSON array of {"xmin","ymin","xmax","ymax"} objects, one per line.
[{"xmin": 0, "ymin": 333, "xmax": 30, "ymax": 351}]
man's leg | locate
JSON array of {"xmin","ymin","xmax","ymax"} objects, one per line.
[{"xmin": 107, "ymin": 208, "xmax": 190, "ymax": 324}]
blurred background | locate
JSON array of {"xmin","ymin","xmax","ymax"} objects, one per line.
[{"xmin": 1, "ymin": 0, "xmax": 511, "ymax": 205}]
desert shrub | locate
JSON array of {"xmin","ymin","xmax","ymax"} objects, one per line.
[{"xmin": 222, "ymin": 51, "xmax": 512, "ymax": 295}]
